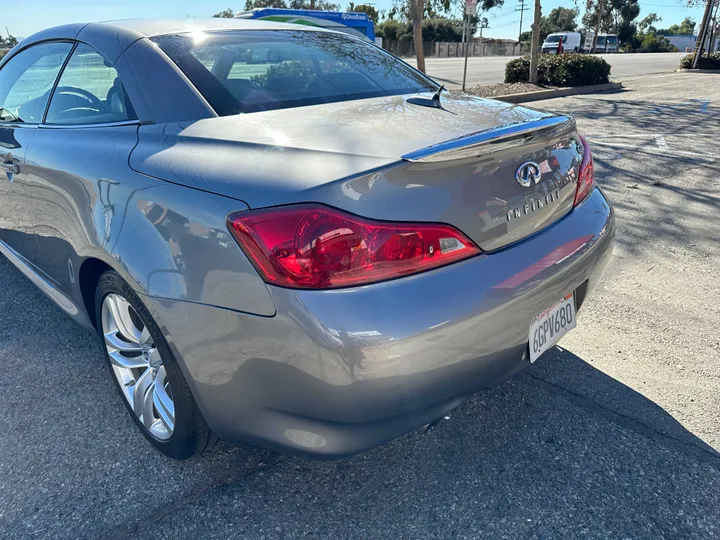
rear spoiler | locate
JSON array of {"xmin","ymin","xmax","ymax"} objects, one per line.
[{"xmin": 401, "ymin": 115, "xmax": 574, "ymax": 163}]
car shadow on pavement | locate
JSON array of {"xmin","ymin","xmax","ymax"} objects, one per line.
[
  {"xmin": 1, "ymin": 251, "xmax": 720, "ymax": 539},
  {"xmin": 125, "ymin": 345, "xmax": 719, "ymax": 539},
  {"xmin": 524, "ymin": 346, "xmax": 719, "ymax": 463}
]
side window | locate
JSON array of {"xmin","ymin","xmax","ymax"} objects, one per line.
[
  {"xmin": 45, "ymin": 44, "xmax": 135, "ymax": 125},
  {"xmin": 0, "ymin": 42, "xmax": 73, "ymax": 124}
]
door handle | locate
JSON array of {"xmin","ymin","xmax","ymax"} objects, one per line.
[{"xmin": 1, "ymin": 162, "xmax": 20, "ymax": 175}]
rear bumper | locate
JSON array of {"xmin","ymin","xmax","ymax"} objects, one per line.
[{"xmin": 144, "ymin": 188, "xmax": 615, "ymax": 458}]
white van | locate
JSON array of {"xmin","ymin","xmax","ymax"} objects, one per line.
[{"xmin": 542, "ymin": 32, "xmax": 582, "ymax": 54}]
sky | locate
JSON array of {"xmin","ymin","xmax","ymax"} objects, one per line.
[{"xmin": 3, "ymin": 0, "xmax": 709, "ymax": 41}]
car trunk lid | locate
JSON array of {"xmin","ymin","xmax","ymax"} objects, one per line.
[{"xmin": 130, "ymin": 93, "xmax": 582, "ymax": 251}]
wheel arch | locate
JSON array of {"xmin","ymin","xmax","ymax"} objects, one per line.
[{"xmin": 76, "ymin": 254, "xmax": 145, "ymax": 330}]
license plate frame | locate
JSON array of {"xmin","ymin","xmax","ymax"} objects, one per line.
[{"xmin": 529, "ymin": 292, "xmax": 577, "ymax": 363}]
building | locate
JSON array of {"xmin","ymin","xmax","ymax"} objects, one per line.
[{"xmin": 662, "ymin": 34, "xmax": 720, "ymax": 53}]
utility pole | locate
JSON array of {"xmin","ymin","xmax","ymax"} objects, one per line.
[
  {"xmin": 516, "ymin": 0, "xmax": 529, "ymax": 42},
  {"xmin": 693, "ymin": 0, "xmax": 715, "ymax": 67},
  {"xmin": 709, "ymin": 0, "xmax": 720, "ymax": 53},
  {"xmin": 591, "ymin": 0, "xmax": 606, "ymax": 53}
]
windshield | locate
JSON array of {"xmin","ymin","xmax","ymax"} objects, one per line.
[
  {"xmin": 597, "ymin": 36, "xmax": 607, "ymax": 46},
  {"xmin": 545, "ymin": 35, "xmax": 563, "ymax": 43},
  {"xmin": 606, "ymin": 36, "xmax": 618, "ymax": 45},
  {"xmin": 153, "ymin": 30, "xmax": 436, "ymax": 115}
]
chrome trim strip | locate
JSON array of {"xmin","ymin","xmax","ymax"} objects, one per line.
[
  {"xmin": 0, "ymin": 239, "xmax": 79, "ymax": 316},
  {"xmin": 0, "ymin": 123, "xmax": 39, "ymax": 129},
  {"xmin": 401, "ymin": 115, "xmax": 573, "ymax": 163},
  {"xmin": 39, "ymin": 120, "xmax": 142, "ymax": 129}
]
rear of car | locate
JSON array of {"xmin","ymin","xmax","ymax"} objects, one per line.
[{"xmin": 135, "ymin": 27, "xmax": 614, "ymax": 457}]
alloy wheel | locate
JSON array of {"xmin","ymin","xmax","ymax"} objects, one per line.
[{"xmin": 101, "ymin": 293, "xmax": 175, "ymax": 440}]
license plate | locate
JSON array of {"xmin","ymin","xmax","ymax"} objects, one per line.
[{"xmin": 529, "ymin": 293, "xmax": 576, "ymax": 363}]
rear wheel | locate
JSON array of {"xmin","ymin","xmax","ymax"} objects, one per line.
[{"xmin": 95, "ymin": 270, "xmax": 216, "ymax": 459}]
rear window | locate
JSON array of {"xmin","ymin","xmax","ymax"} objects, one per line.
[{"xmin": 152, "ymin": 30, "xmax": 435, "ymax": 115}]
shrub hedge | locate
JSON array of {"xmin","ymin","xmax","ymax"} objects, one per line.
[
  {"xmin": 505, "ymin": 54, "xmax": 612, "ymax": 86},
  {"xmin": 679, "ymin": 52, "xmax": 720, "ymax": 70}
]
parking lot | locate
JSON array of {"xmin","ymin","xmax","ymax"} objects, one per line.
[
  {"xmin": 0, "ymin": 72, "xmax": 718, "ymax": 539},
  {"xmin": 425, "ymin": 52, "xmax": 687, "ymax": 87}
]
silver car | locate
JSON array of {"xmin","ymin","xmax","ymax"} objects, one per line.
[{"xmin": 0, "ymin": 19, "xmax": 614, "ymax": 459}]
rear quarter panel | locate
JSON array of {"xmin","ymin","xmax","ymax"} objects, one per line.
[{"xmin": 22, "ymin": 125, "xmax": 276, "ymax": 321}]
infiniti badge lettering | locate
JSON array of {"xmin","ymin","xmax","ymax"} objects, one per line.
[{"xmin": 507, "ymin": 190, "xmax": 561, "ymax": 222}]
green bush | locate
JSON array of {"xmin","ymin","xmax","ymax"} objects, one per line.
[
  {"xmin": 0, "ymin": 50, "xmax": 8, "ymax": 62},
  {"xmin": 638, "ymin": 33, "xmax": 677, "ymax": 53},
  {"xmin": 679, "ymin": 52, "xmax": 720, "ymax": 70},
  {"xmin": 505, "ymin": 53, "xmax": 611, "ymax": 86}
]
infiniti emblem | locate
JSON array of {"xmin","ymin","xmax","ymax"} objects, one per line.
[{"xmin": 515, "ymin": 162, "xmax": 542, "ymax": 187}]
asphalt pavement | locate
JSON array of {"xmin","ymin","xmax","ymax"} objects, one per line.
[
  {"xmin": 423, "ymin": 52, "xmax": 688, "ymax": 88},
  {"xmin": 0, "ymin": 72, "xmax": 719, "ymax": 540}
]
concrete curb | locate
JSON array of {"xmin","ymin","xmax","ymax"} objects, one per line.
[
  {"xmin": 497, "ymin": 82, "xmax": 625, "ymax": 103},
  {"xmin": 676, "ymin": 68, "xmax": 720, "ymax": 74}
]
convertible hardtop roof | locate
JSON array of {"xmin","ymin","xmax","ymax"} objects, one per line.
[{"xmin": 16, "ymin": 18, "xmax": 325, "ymax": 63}]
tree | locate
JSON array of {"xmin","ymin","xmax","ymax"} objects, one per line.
[
  {"xmin": 521, "ymin": 7, "xmax": 578, "ymax": 47},
  {"xmin": 656, "ymin": 17, "xmax": 696, "ymax": 35},
  {"xmin": 410, "ymin": 0, "xmax": 425, "ymax": 72},
  {"xmin": 639, "ymin": 32, "xmax": 675, "ymax": 52},
  {"xmin": 243, "ymin": 0, "xmax": 288, "ymax": 9},
  {"xmin": 638, "ymin": 12, "xmax": 661, "ymax": 34},
  {"xmin": 529, "ymin": 0, "xmax": 541, "ymax": 83},
  {"xmin": 616, "ymin": 0, "xmax": 640, "ymax": 43},
  {"xmin": 622, "ymin": 12, "xmax": 692, "ymax": 52},
  {"xmin": 213, "ymin": 8, "xmax": 235, "ymax": 17},
  {"xmin": 584, "ymin": 0, "xmax": 612, "ymax": 34},
  {"xmin": 289, "ymin": 0, "xmax": 341, "ymax": 8},
  {"xmin": 584, "ymin": 0, "xmax": 640, "ymax": 47},
  {"xmin": 391, "ymin": 0, "xmax": 503, "ymax": 72},
  {"xmin": 0, "ymin": 35, "xmax": 18, "ymax": 48},
  {"xmin": 348, "ymin": 2, "xmax": 380, "ymax": 23},
  {"xmin": 541, "ymin": 6, "xmax": 579, "ymax": 36}
]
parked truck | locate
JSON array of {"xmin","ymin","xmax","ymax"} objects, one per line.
[{"xmin": 583, "ymin": 32, "xmax": 619, "ymax": 53}]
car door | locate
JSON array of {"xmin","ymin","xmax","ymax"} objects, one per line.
[
  {"xmin": 0, "ymin": 41, "xmax": 73, "ymax": 267},
  {"xmin": 23, "ymin": 42, "xmax": 140, "ymax": 292}
]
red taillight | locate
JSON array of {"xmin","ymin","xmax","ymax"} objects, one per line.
[
  {"xmin": 227, "ymin": 204, "xmax": 481, "ymax": 289},
  {"xmin": 574, "ymin": 135, "xmax": 595, "ymax": 206}
]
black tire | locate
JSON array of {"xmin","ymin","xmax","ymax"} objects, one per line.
[{"xmin": 95, "ymin": 270, "xmax": 216, "ymax": 459}]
